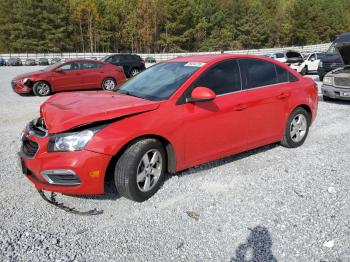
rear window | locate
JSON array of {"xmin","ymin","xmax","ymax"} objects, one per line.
[{"xmin": 239, "ymin": 59, "xmax": 277, "ymax": 89}]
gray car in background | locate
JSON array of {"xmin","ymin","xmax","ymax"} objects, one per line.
[{"xmin": 322, "ymin": 43, "xmax": 350, "ymax": 101}]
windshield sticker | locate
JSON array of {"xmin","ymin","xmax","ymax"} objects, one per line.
[{"xmin": 184, "ymin": 62, "xmax": 206, "ymax": 67}]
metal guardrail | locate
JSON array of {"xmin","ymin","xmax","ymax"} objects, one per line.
[{"xmin": 0, "ymin": 43, "xmax": 330, "ymax": 61}]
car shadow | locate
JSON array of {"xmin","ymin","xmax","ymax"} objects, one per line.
[
  {"xmin": 230, "ymin": 226, "xmax": 277, "ymax": 262},
  {"xmin": 318, "ymin": 94, "xmax": 350, "ymax": 105},
  {"xmin": 174, "ymin": 143, "xmax": 279, "ymax": 178},
  {"xmin": 64, "ymin": 182, "xmax": 121, "ymax": 201}
]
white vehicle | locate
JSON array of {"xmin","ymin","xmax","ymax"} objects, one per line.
[
  {"xmin": 269, "ymin": 51, "xmax": 304, "ymax": 73},
  {"xmin": 299, "ymin": 52, "xmax": 325, "ymax": 75}
]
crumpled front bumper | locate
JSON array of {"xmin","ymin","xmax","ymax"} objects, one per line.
[
  {"xmin": 321, "ymin": 84, "xmax": 350, "ymax": 100},
  {"xmin": 12, "ymin": 81, "xmax": 31, "ymax": 94},
  {"xmin": 19, "ymin": 131, "xmax": 112, "ymax": 195}
]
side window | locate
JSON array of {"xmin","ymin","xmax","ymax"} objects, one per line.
[
  {"xmin": 309, "ymin": 54, "xmax": 316, "ymax": 61},
  {"xmin": 288, "ymin": 73, "xmax": 298, "ymax": 82},
  {"xmin": 275, "ymin": 65, "xmax": 289, "ymax": 83},
  {"xmin": 239, "ymin": 59, "xmax": 278, "ymax": 89},
  {"xmin": 193, "ymin": 60, "xmax": 241, "ymax": 95},
  {"xmin": 59, "ymin": 62, "xmax": 80, "ymax": 71},
  {"xmin": 132, "ymin": 55, "xmax": 140, "ymax": 61},
  {"xmin": 81, "ymin": 61, "xmax": 103, "ymax": 70}
]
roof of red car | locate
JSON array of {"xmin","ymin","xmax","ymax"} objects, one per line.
[{"xmin": 168, "ymin": 54, "xmax": 263, "ymax": 63}]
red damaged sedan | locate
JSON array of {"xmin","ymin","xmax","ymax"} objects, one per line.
[
  {"xmin": 19, "ymin": 55, "xmax": 318, "ymax": 202},
  {"xmin": 12, "ymin": 59, "xmax": 126, "ymax": 96}
]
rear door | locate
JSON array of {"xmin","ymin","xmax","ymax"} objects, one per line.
[
  {"xmin": 79, "ymin": 61, "xmax": 104, "ymax": 88},
  {"xmin": 183, "ymin": 59, "xmax": 248, "ymax": 165},
  {"xmin": 237, "ymin": 58, "xmax": 292, "ymax": 146}
]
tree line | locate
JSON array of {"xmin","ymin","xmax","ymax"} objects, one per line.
[{"xmin": 0, "ymin": 0, "xmax": 349, "ymax": 54}]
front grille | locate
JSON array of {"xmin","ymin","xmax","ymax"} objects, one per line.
[
  {"xmin": 334, "ymin": 77, "xmax": 350, "ymax": 88},
  {"xmin": 323, "ymin": 62, "xmax": 343, "ymax": 71},
  {"xmin": 21, "ymin": 137, "xmax": 39, "ymax": 158}
]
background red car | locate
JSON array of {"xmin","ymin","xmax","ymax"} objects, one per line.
[{"xmin": 12, "ymin": 59, "xmax": 126, "ymax": 96}]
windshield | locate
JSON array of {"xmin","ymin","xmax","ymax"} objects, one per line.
[
  {"xmin": 327, "ymin": 43, "xmax": 337, "ymax": 54},
  {"xmin": 117, "ymin": 62, "xmax": 201, "ymax": 101},
  {"xmin": 100, "ymin": 55, "xmax": 110, "ymax": 62}
]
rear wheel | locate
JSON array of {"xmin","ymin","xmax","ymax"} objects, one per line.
[
  {"xmin": 33, "ymin": 81, "xmax": 51, "ymax": 96},
  {"xmin": 114, "ymin": 139, "xmax": 166, "ymax": 202},
  {"xmin": 102, "ymin": 77, "xmax": 117, "ymax": 91},
  {"xmin": 130, "ymin": 68, "xmax": 140, "ymax": 77},
  {"xmin": 281, "ymin": 107, "xmax": 310, "ymax": 148}
]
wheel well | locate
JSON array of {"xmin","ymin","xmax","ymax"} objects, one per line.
[
  {"xmin": 295, "ymin": 104, "xmax": 312, "ymax": 120},
  {"xmin": 104, "ymin": 135, "xmax": 176, "ymax": 184}
]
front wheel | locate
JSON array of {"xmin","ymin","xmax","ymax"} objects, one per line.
[
  {"xmin": 33, "ymin": 81, "xmax": 51, "ymax": 96},
  {"xmin": 281, "ymin": 107, "xmax": 310, "ymax": 148},
  {"xmin": 102, "ymin": 77, "xmax": 117, "ymax": 91},
  {"xmin": 114, "ymin": 139, "xmax": 166, "ymax": 202}
]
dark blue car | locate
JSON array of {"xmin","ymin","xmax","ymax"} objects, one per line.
[
  {"xmin": 318, "ymin": 32, "xmax": 350, "ymax": 81},
  {"xmin": 0, "ymin": 56, "xmax": 6, "ymax": 66}
]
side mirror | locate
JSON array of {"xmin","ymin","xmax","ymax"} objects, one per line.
[
  {"xmin": 310, "ymin": 58, "xmax": 315, "ymax": 62},
  {"xmin": 187, "ymin": 87, "xmax": 216, "ymax": 103},
  {"xmin": 55, "ymin": 67, "xmax": 63, "ymax": 73}
]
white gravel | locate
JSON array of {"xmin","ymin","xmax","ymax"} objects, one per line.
[{"xmin": 0, "ymin": 66, "xmax": 349, "ymax": 261}]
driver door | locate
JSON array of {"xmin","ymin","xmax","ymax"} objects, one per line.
[
  {"xmin": 182, "ymin": 60, "xmax": 248, "ymax": 166},
  {"xmin": 51, "ymin": 62, "xmax": 85, "ymax": 90}
]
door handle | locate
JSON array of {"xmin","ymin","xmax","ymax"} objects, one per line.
[
  {"xmin": 234, "ymin": 104, "xmax": 248, "ymax": 111},
  {"xmin": 277, "ymin": 92, "xmax": 290, "ymax": 99}
]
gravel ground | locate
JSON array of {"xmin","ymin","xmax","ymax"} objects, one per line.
[{"xmin": 0, "ymin": 66, "xmax": 349, "ymax": 262}]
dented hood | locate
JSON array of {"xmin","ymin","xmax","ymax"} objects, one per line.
[
  {"xmin": 337, "ymin": 43, "xmax": 350, "ymax": 65},
  {"xmin": 40, "ymin": 91, "xmax": 160, "ymax": 134}
]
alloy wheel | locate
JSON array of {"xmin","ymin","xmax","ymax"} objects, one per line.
[
  {"xmin": 103, "ymin": 79, "xmax": 116, "ymax": 90},
  {"xmin": 136, "ymin": 149, "xmax": 162, "ymax": 192},
  {"xmin": 131, "ymin": 69, "xmax": 139, "ymax": 77},
  {"xmin": 290, "ymin": 114, "xmax": 307, "ymax": 143},
  {"xmin": 37, "ymin": 83, "xmax": 50, "ymax": 96}
]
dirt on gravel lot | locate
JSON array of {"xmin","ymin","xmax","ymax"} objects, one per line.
[{"xmin": 0, "ymin": 66, "xmax": 349, "ymax": 262}]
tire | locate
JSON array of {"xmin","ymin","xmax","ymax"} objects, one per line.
[
  {"xmin": 101, "ymin": 77, "xmax": 117, "ymax": 91},
  {"xmin": 33, "ymin": 81, "xmax": 51, "ymax": 96},
  {"xmin": 114, "ymin": 139, "xmax": 166, "ymax": 202},
  {"xmin": 323, "ymin": 95, "xmax": 332, "ymax": 102},
  {"xmin": 280, "ymin": 107, "xmax": 310, "ymax": 148},
  {"xmin": 319, "ymin": 76, "xmax": 324, "ymax": 82},
  {"xmin": 130, "ymin": 68, "xmax": 140, "ymax": 77},
  {"xmin": 301, "ymin": 66, "xmax": 308, "ymax": 75}
]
